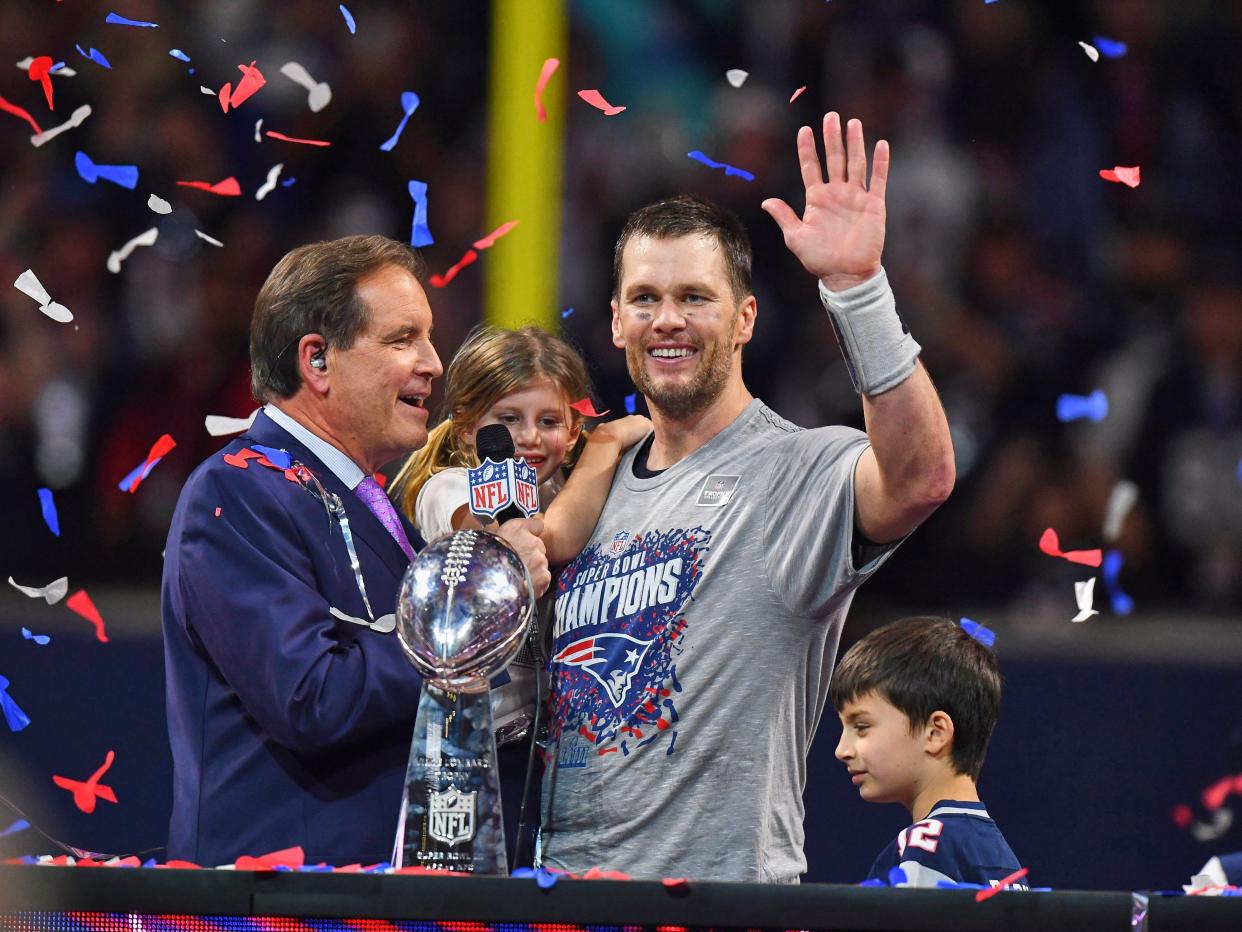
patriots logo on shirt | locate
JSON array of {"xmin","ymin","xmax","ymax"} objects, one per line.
[
  {"xmin": 552, "ymin": 633, "xmax": 652, "ymax": 708},
  {"xmin": 549, "ymin": 526, "xmax": 709, "ymax": 755}
]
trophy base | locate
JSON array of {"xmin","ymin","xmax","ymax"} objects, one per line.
[{"xmin": 394, "ymin": 682, "xmax": 507, "ymax": 874}]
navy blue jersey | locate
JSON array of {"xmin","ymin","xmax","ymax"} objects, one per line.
[{"xmin": 867, "ymin": 800, "xmax": 1024, "ymax": 889}]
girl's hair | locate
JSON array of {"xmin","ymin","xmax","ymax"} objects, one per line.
[{"xmin": 393, "ymin": 324, "xmax": 592, "ymax": 526}]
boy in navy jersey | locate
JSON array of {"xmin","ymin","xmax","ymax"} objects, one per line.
[{"xmin": 830, "ymin": 617, "xmax": 1024, "ymax": 888}]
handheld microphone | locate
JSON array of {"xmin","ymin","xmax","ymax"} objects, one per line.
[{"xmin": 470, "ymin": 424, "xmax": 539, "ymax": 525}]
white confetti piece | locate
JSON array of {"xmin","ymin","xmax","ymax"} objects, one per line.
[
  {"xmin": 255, "ymin": 163, "xmax": 284, "ymax": 201},
  {"xmin": 1071, "ymin": 577, "xmax": 1099, "ymax": 623},
  {"xmin": 199, "ymin": 85, "xmax": 216, "ymax": 95},
  {"xmin": 1078, "ymin": 41, "xmax": 1100, "ymax": 62},
  {"xmin": 8, "ymin": 575, "xmax": 69, "ymax": 605},
  {"xmin": 1102, "ymin": 479, "xmax": 1138, "ymax": 543},
  {"xmin": 725, "ymin": 69, "xmax": 748, "ymax": 88},
  {"xmin": 280, "ymin": 61, "xmax": 332, "ymax": 112},
  {"xmin": 13, "ymin": 269, "xmax": 73, "ymax": 322},
  {"xmin": 205, "ymin": 410, "xmax": 258, "ymax": 436},
  {"xmin": 148, "ymin": 194, "xmax": 172, "ymax": 214},
  {"xmin": 30, "ymin": 104, "xmax": 91, "ymax": 147},
  {"xmin": 106, "ymin": 227, "xmax": 159, "ymax": 273},
  {"xmin": 195, "ymin": 230, "xmax": 224, "ymax": 247},
  {"xmin": 254, "ymin": 118, "xmax": 263, "ymax": 143}
]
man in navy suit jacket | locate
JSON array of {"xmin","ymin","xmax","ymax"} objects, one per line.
[{"xmin": 162, "ymin": 235, "xmax": 550, "ymax": 866}]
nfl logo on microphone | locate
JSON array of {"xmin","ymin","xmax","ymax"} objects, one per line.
[
  {"xmin": 428, "ymin": 785, "xmax": 477, "ymax": 846},
  {"xmin": 467, "ymin": 458, "xmax": 539, "ymax": 520}
]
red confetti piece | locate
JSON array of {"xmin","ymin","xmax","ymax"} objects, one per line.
[
  {"xmin": 789, "ymin": 85, "xmax": 807, "ymax": 103},
  {"xmin": 233, "ymin": 845, "xmax": 304, "ymax": 871},
  {"xmin": 974, "ymin": 866, "xmax": 1028, "ymax": 902},
  {"xmin": 374, "ymin": 473, "xmax": 388, "ymax": 489},
  {"xmin": 582, "ymin": 866, "xmax": 632, "ymax": 880},
  {"xmin": 1038, "ymin": 528, "xmax": 1102, "ymax": 567},
  {"xmin": 27, "ymin": 56, "xmax": 55, "ymax": 110},
  {"xmin": 1171, "ymin": 803, "xmax": 1193, "ymax": 828},
  {"xmin": 122, "ymin": 433, "xmax": 176, "ymax": 493},
  {"xmin": 662, "ymin": 876, "xmax": 690, "ymax": 891},
  {"xmin": 1099, "ymin": 165, "xmax": 1141, "ymax": 188},
  {"xmin": 472, "ymin": 220, "xmax": 519, "ymax": 250},
  {"xmin": 223, "ymin": 447, "xmax": 264, "ymax": 468},
  {"xmin": 159, "ymin": 860, "xmax": 203, "ymax": 869},
  {"xmin": 66, "ymin": 589, "xmax": 108, "ymax": 643},
  {"xmin": 265, "ymin": 130, "xmax": 331, "ymax": 147},
  {"xmin": 577, "ymin": 89, "xmax": 626, "ymax": 116},
  {"xmin": 429, "ymin": 249, "xmax": 479, "ymax": 288},
  {"xmin": 0, "ymin": 93, "xmax": 43, "ymax": 134},
  {"xmin": 569, "ymin": 398, "xmax": 610, "ymax": 418},
  {"xmin": 1202, "ymin": 773, "xmax": 1242, "ymax": 811},
  {"xmin": 176, "ymin": 177, "xmax": 242, "ymax": 196},
  {"xmin": 219, "ymin": 60, "xmax": 266, "ymax": 113},
  {"xmin": 51, "ymin": 750, "xmax": 117, "ymax": 814},
  {"xmin": 534, "ymin": 57, "xmax": 559, "ymax": 121}
]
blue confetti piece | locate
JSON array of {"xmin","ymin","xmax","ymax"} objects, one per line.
[
  {"xmin": 252, "ymin": 445, "xmax": 293, "ymax": 469},
  {"xmin": 959, "ymin": 617, "xmax": 996, "ymax": 648},
  {"xmin": 858, "ymin": 878, "xmax": 886, "ymax": 887},
  {"xmin": 74, "ymin": 151, "xmax": 139, "ymax": 189},
  {"xmin": 1055, "ymin": 389, "xmax": 1108, "ymax": 423},
  {"xmin": 142, "ymin": 858, "xmax": 158, "ymax": 867},
  {"xmin": 0, "ymin": 820, "xmax": 29, "ymax": 839},
  {"xmin": 535, "ymin": 867, "xmax": 559, "ymax": 888},
  {"xmin": 339, "ymin": 4, "xmax": 356, "ymax": 33},
  {"xmin": 625, "ymin": 393, "xmax": 637, "ymax": 414},
  {"xmin": 1092, "ymin": 35, "xmax": 1128, "ymax": 58},
  {"xmin": 888, "ymin": 866, "xmax": 909, "ymax": 887},
  {"xmin": 75, "ymin": 44, "xmax": 112, "ymax": 69},
  {"xmin": 281, "ymin": 177, "xmax": 296, "ymax": 187},
  {"xmin": 687, "ymin": 149, "xmax": 755, "ymax": 182},
  {"xmin": 37, "ymin": 488, "xmax": 59, "ymax": 537},
  {"xmin": 0, "ymin": 675, "xmax": 31, "ymax": 733},
  {"xmin": 117, "ymin": 456, "xmax": 163, "ymax": 493},
  {"xmin": 511, "ymin": 867, "xmax": 536, "ymax": 878},
  {"xmin": 49, "ymin": 61, "xmax": 67, "ymax": 73},
  {"xmin": 21, "ymin": 628, "xmax": 51, "ymax": 646},
  {"xmin": 1101, "ymin": 550, "xmax": 1134, "ymax": 616},
  {"xmin": 169, "ymin": 49, "xmax": 191, "ymax": 62},
  {"xmin": 380, "ymin": 91, "xmax": 420, "ymax": 152},
  {"xmin": 561, "ymin": 307, "xmax": 575, "ymax": 319},
  {"xmin": 105, "ymin": 12, "xmax": 159, "ymax": 27},
  {"xmin": 407, "ymin": 180, "xmax": 434, "ymax": 247},
  {"xmin": 937, "ymin": 879, "xmax": 987, "ymax": 889}
]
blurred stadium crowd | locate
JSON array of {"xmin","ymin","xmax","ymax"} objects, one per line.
[{"xmin": 3, "ymin": 0, "xmax": 1241, "ymax": 621}]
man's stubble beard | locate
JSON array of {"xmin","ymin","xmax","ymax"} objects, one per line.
[{"xmin": 626, "ymin": 312, "xmax": 738, "ymax": 421}]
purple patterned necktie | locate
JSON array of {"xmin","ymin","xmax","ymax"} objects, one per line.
[{"xmin": 354, "ymin": 477, "xmax": 415, "ymax": 560}]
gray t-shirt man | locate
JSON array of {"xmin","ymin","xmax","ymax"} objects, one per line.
[{"xmin": 539, "ymin": 399, "xmax": 898, "ymax": 883}]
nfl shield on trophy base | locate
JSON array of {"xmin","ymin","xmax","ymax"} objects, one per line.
[{"xmin": 393, "ymin": 530, "xmax": 535, "ymax": 874}]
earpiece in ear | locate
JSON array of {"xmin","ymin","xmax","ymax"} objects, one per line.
[{"xmin": 310, "ymin": 351, "xmax": 326, "ymax": 370}]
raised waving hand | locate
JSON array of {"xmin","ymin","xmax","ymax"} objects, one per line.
[{"xmin": 761, "ymin": 112, "xmax": 889, "ymax": 292}]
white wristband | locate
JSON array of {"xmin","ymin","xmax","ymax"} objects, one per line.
[{"xmin": 818, "ymin": 267, "xmax": 921, "ymax": 396}]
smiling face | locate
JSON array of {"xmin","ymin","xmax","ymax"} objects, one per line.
[
  {"xmin": 611, "ymin": 233, "xmax": 755, "ymax": 420},
  {"xmin": 321, "ymin": 264, "xmax": 443, "ymax": 473},
  {"xmin": 834, "ymin": 691, "xmax": 930, "ymax": 810},
  {"xmin": 462, "ymin": 379, "xmax": 581, "ymax": 484}
]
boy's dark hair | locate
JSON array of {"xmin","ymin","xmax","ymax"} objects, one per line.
[
  {"xmin": 829, "ymin": 617, "xmax": 1002, "ymax": 781},
  {"xmin": 612, "ymin": 194, "xmax": 753, "ymax": 303}
]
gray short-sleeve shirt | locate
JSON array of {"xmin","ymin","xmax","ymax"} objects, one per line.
[{"xmin": 539, "ymin": 399, "xmax": 898, "ymax": 882}]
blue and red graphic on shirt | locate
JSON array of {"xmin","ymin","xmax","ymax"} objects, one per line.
[{"xmin": 548, "ymin": 526, "xmax": 709, "ymax": 756}]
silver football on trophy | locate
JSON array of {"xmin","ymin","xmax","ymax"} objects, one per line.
[{"xmin": 396, "ymin": 529, "xmax": 535, "ymax": 690}]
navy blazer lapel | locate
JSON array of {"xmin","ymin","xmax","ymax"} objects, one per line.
[{"xmin": 242, "ymin": 412, "xmax": 413, "ymax": 580}]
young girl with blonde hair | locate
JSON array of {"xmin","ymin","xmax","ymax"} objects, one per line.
[
  {"xmin": 393, "ymin": 324, "xmax": 649, "ymax": 867},
  {"xmin": 395, "ymin": 324, "xmax": 649, "ymax": 561}
]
